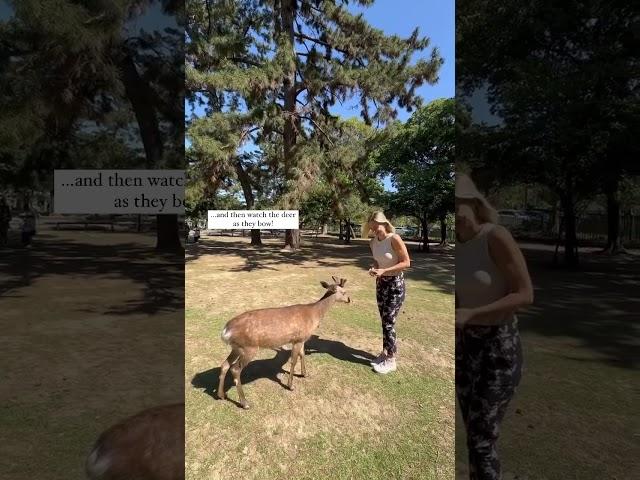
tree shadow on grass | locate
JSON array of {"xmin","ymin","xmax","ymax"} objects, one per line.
[
  {"xmin": 0, "ymin": 232, "xmax": 183, "ymax": 317},
  {"xmin": 516, "ymin": 245, "xmax": 639, "ymax": 369},
  {"xmin": 192, "ymin": 335, "xmax": 375, "ymax": 408},
  {"xmin": 186, "ymin": 235, "xmax": 454, "ymax": 294}
]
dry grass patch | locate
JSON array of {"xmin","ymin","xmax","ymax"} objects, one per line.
[{"xmin": 186, "ymin": 235, "xmax": 455, "ymax": 479}]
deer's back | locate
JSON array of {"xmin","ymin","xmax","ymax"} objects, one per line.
[
  {"xmin": 224, "ymin": 304, "xmax": 317, "ymax": 348},
  {"xmin": 86, "ymin": 403, "xmax": 184, "ymax": 480}
]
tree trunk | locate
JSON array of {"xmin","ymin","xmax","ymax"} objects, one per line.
[
  {"xmin": 120, "ymin": 54, "xmax": 163, "ymax": 165},
  {"xmin": 561, "ymin": 194, "xmax": 579, "ymax": 267},
  {"xmin": 120, "ymin": 53, "xmax": 181, "ymax": 252},
  {"xmin": 344, "ymin": 218, "xmax": 352, "ymax": 244},
  {"xmin": 602, "ymin": 176, "xmax": 625, "ymax": 254},
  {"xmin": 552, "ymin": 201, "xmax": 561, "ymax": 236},
  {"xmin": 234, "ymin": 159, "xmax": 262, "ymax": 246},
  {"xmin": 553, "ymin": 215, "xmax": 564, "ymax": 266},
  {"xmin": 322, "ymin": 223, "xmax": 328, "ymax": 235},
  {"xmin": 156, "ymin": 215, "xmax": 182, "ymax": 252},
  {"xmin": 420, "ymin": 217, "xmax": 430, "ymax": 253},
  {"xmin": 281, "ymin": 0, "xmax": 299, "ymax": 250},
  {"xmin": 439, "ymin": 214, "xmax": 447, "ymax": 246},
  {"xmin": 285, "ymin": 229, "xmax": 300, "ymax": 249},
  {"xmin": 338, "ymin": 220, "xmax": 344, "ymax": 241}
]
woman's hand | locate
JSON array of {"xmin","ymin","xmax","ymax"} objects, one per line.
[
  {"xmin": 369, "ymin": 268, "xmax": 386, "ymax": 278},
  {"xmin": 455, "ymin": 308, "xmax": 475, "ymax": 326}
]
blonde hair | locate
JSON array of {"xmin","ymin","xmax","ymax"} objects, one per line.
[
  {"xmin": 367, "ymin": 211, "xmax": 395, "ymax": 235},
  {"xmin": 456, "ymin": 173, "xmax": 499, "ymax": 224}
]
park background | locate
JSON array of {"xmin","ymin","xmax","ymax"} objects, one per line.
[
  {"xmin": 1, "ymin": 2, "xmax": 185, "ymax": 479},
  {"xmin": 184, "ymin": 0, "xmax": 456, "ymax": 479},
  {"xmin": 0, "ymin": 1, "xmax": 637, "ymax": 479}
]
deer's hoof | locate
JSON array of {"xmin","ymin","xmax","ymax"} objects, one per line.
[
  {"xmin": 216, "ymin": 391, "xmax": 225, "ymax": 400},
  {"xmin": 240, "ymin": 401, "xmax": 250, "ymax": 410}
]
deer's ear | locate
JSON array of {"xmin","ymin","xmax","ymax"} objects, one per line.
[
  {"xmin": 331, "ymin": 276, "xmax": 339, "ymax": 284},
  {"xmin": 320, "ymin": 281, "xmax": 330, "ymax": 289},
  {"xmin": 340, "ymin": 278, "xmax": 347, "ymax": 287}
]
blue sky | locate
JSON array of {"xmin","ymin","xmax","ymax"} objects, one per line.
[
  {"xmin": 0, "ymin": 1, "xmax": 11, "ymax": 20},
  {"xmin": 334, "ymin": 0, "xmax": 455, "ymax": 121}
]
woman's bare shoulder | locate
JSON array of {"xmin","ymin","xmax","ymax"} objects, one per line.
[
  {"xmin": 390, "ymin": 233, "xmax": 406, "ymax": 246},
  {"xmin": 488, "ymin": 224, "xmax": 515, "ymax": 244},
  {"xmin": 487, "ymin": 224, "xmax": 521, "ymax": 258}
]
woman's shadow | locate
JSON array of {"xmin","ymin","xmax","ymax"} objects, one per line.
[{"xmin": 191, "ymin": 335, "xmax": 375, "ymax": 406}]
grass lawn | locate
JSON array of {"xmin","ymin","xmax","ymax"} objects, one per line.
[
  {"xmin": 0, "ymin": 226, "xmax": 184, "ymax": 480},
  {"xmin": 455, "ymin": 245, "xmax": 639, "ymax": 480},
  {"xmin": 186, "ymin": 234, "xmax": 455, "ymax": 480}
]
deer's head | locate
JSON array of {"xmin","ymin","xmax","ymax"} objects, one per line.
[{"xmin": 320, "ymin": 276, "xmax": 351, "ymax": 303}]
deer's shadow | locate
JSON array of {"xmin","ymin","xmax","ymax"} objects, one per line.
[
  {"xmin": 304, "ymin": 335, "xmax": 375, "ymax": 366},
  {"xmin": 191, "ymin": 335, "xmax": 375, "ymax": 406}
]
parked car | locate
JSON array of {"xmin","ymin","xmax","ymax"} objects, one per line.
[
  {"xmin": 396, "ymin": 226, "xmax": 418, "ymax": 238},
  {"xmin": 498, "ymin": 209, "xmax": 529, "ymax": 227}
]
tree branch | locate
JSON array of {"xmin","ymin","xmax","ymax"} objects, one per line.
[
  {"xmin": 284, "ymin": 111, "xmax": 335, "ymax": 146},
  {"xmin": 293, "ymin": 32, "xmax": 350, "ymax": 57},
  {"xmin": 239, "ymin": 126, "xmax": 261, "ymax": 145},
  {"xmin": 205, "ymin": 0, "xmax": 213, "ymax": 37},
  {"xmin": 301, "ymin": 1, "xmax": 325, "ymax": 16},
  {"xmin": 230, "ymin": 56, "xmax": 263, "ymax": 67}
]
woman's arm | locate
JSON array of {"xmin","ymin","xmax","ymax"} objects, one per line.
[
  {"xmin": 458, "ymin": 225, "xmax": 534, "ymax": 326},
  {"xmin": 375, "ymin": 234, "xmax": 411, "ymax": 276}
]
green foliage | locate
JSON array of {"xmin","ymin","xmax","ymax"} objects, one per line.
[
  {"xmin": 1, "ymin": 0, "xmax": 183, "ymax": 195},
  {"xmin": 299, "ymin": 184, "xmax": 333, "ymax": 228},
  {"xmin": 185, "ymin": 0, "xmax": 443, "ymax": 215},
  {"xmin": 374, "ymin": 98, "xmax": 455, "ymax": 226},
  {"xmin": 457, "ymin": 0, "xmax": 638, "ymax": 199}
]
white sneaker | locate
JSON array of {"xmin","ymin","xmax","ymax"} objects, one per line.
[
  {"xmin": 370, "ymin": 352, "xmax": 386, "ymax": 366},
  {"xmin": 373, "ymin": 357, "xmax": 397, "ymax": 374}
]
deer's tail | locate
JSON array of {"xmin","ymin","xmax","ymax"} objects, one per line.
[
  {"xmin": 221, "ymin": 326, "xmax": 232, "ymax": 344},
  {"xmin": 85, "ymin": 443, "xmax": 111, "ymax": 479}
]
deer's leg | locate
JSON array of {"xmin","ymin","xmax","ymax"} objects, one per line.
[
  {"xmin": 217, "ymin": 350, "xmax": 240, "ymax": 400},
  {"xmin": 299, "ymin": 343, "xmax": 307, "ymax": 378},
  {"xmin": 232, "ymin": 347, "xmax": 257, "ymax": 409},
  {"xmin": 288, "ymin": 343, "xmax": 303, "ymax": 390}
]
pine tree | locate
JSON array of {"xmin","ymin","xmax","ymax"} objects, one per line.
[
  {"xmin": 186, "ymin": 0, "xmax": 443, "ymax": 249},
  {"xmin": 1, "ymin": 0, "xmax": 184, "ymax": 251}
]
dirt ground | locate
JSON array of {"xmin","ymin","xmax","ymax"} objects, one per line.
[{"xmin": 0, "ymin": 221, "xmax": 184, "ymax": 480}]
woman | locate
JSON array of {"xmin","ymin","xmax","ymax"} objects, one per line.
[
  {"xmin": 367, "ymin": 211, "xmax": 411, "ymax": 374},
  {"xmin": 455, "ymin": 174, "xmax": 534, "ymax": 480}
]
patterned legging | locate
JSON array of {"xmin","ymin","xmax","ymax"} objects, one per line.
[
  {"xmin": 456, "ymin": 323, "xmax": 522, "ymax": 480},
  {"xmin": 376, "ymin": 274, "xmax": 406, "ymax": 356}
]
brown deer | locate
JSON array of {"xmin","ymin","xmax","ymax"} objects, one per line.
[
  {"xmin": 85, "ymin": 403, "xmax": 184, "ymax": 480},
  {"xmin": 217, "ymin": 276, "xmax": 351, "ymax": 409}
]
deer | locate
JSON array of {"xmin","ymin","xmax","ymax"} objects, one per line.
[
  {"xmin": 217, "ymin": 276, "xmax": 351, "ymax": 409},
  {"xmin": 85, "ymin": 403, "xmax": 184, "ymax": 480}
]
